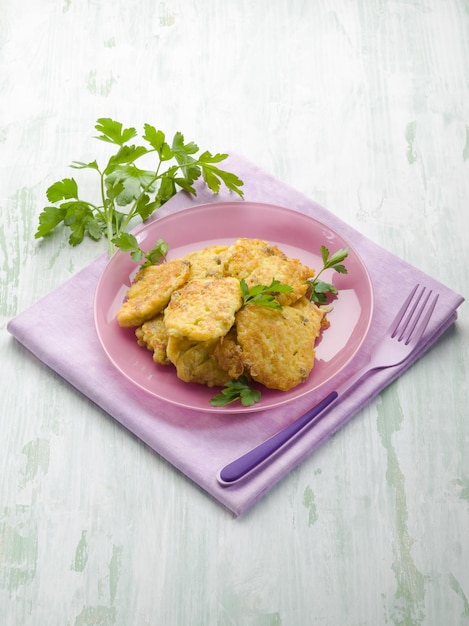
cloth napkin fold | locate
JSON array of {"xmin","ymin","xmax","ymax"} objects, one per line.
[{"xmin": 7, "ymin": 154, "xmax": 464, "ymax": 516}]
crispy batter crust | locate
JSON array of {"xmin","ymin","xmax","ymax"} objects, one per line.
[
  {"xmin": 164, "ymin": 277, "xmax": 242, "ymax": 341},
  {"xmin": 245, "ymin": 255, "xmax": 315, "ymax": 307},
  {"xmin": 224, "ymin": 238, "xmax": 287, "ymax": 279},
  {"xmin": 116, "ymin": 258, "xmax": 190, "ymax": 327},
  {"xmin": 135, "ymin": 315, "xmax": 170, "ymax": 365},
  {"xmin": 166, "ymin": 336, "xmax": 231, "ymax": 387},
  {"xmin": 213, "ymin": 328, "xmax": 245, "ymax": 379},
  {"xmin": 183, "ymin": 245, "xmax": 229, "ymax": 280},
  {"xmin": 235, "ymin": 297, "xmax": 324, "ymax": 391}
]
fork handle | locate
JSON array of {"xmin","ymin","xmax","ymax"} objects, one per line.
[{"xmin": 217, "ymin": 391, "xmax": 339, "ymax": 485}]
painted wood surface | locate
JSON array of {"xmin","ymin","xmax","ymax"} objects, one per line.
[{"xmin": 1, "ymin": 1, "xmax": 468, "ymax": 624}]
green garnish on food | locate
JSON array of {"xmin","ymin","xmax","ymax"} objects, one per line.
[
  {"xmin": 35, "ymin": 117, "xmax": 244, "ymax": 256},
  {"xmin": 111, "ymin": 233, "xmax": 169, "ymax": 268},
  {"xmin": 209, "ymin": 280, "xmax": 294, "ymax": 406},
  {"xmin": 308, "ymin": 246, "xmax": 349, "ymax": 304},
  {"xmin": 240, "ymin": 277, "xmax": 294, "ymax": 310},
  {"xmin": 211, "ymin": 259, "xmax": 351, "ymax": 406},
  {"xmin": 209, "ymin": 376, "xmax": 261, "ymax": 407}
]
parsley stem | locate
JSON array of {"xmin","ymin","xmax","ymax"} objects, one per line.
[
  {"xmin": 308, "ymin": 267, "xmax": 326, "ymax": 290},
  {"xmin": 99, "ymin": 170, "xmax": 116, "ymax": 256},
  {"xmin": 107, "ymin": 231, "xmax": 114, "ymax": 255},
  {"xmin": 118, "ymin": 155, "xmax": 164, "ymax": 235},
  {"xmin": 119, "ymin": 208, "xmax": 136, "ymax": 233}
]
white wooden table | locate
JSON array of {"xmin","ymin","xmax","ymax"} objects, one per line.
[{"xmin": 1, "ymin": 1, "xmax": 468, "ymax": 624}]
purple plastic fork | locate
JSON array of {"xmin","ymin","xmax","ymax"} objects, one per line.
[{"xmin": 217, "ymin": 284, "xmax": 439, "ymax": 486}]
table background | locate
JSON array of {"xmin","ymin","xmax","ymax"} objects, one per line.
[{"xmin": 1, "ymin": 1, "xmax": 468, "ymax": 625}]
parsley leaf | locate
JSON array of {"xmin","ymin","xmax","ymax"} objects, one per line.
[
  {"xmin": 142, "ymin": 124, "xmax": 173, "ymax": 160},
  {"xmin": 111, "ymin": 234, "xmax": 169, "ymax": 267},
  {"xmin": 209, "ymin": 376, "xmax": 261, "ymax": 407},
  {"xmin": 62, "ymin": 201, "xmax": 102, "ymax": 246},
  {"xmin": 35, "ymin": 206, "xmax": 68, "ymax": 238},
  {"xmin": 240, "ymin": 278, "xmax": 294, "ymax": 310},
  {"xmin": 94, "ymin": 118, "xmax": 137, "ymax": 145},
  {"xmin": 46, "ymin": 178, "xmax": 79, "ymax": 202},
  {"xmin": 171, "ymin": 132, "xmax": 200, "ymax": 182},
  {"xmin": 308, "ymin": 246, "xmax": 349, "ymax": 303},
  {"xmin": 199, "ymin": 151, "xmax": 244, "ymax": 196},
  {"xmin": 35, "ymin": 118, "xmax": 244, "ymax": 257}
]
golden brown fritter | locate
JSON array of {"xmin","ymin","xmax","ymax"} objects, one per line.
[
  {"xmin": 224, "ymin": 238, "xmax": 287, "ymax": 279},
  {"xmin": 117, "ymin": 237, "xmax": 330, "ymax": 393},
  {"xmin": 135, "ymin": 315, "xmax": 169, "ymax": 365},
  {"xmin": 291, "ymin": 295, "xmax": 323, "ymax": 316},
  {"xmin": 116, "ymin": 258, "xmax": 190, "ymax": 327},
  {"xmin": 183, "ymin": 245, "xmax": 229, "ymax": 280},
  {"xmin": 244, "ymin": 255, "xmax": 315, "ymax": 307},
  {"xmin": 164, "ymin": 277, "xmax": 243, "ymax": 341},
  {"xmin": 166, "ymin": 336, "xmax": 231, "ymax": 387},
  {"xmin": 213, "ymin": 328, "xmax": 245, "ymax": 379},
  {"xmin": 235, "ymin": 297, "xmax": 324, "ymax": 391}
]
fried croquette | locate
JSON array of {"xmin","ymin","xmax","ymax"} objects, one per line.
[
  {"xmin": 166, "ymin": 336, "xmax": 231, "ymax": 387},
  {"xmin": 164, "ymin": 277, "xmax": 243, "ymax": 341},
  {"xmin": 224, "ymin": 238, "xmax": 287, "ymax": 279},
  {"xmin": 183, "ymin": 245, "xmax": 229, "ymax": 280},
  {"xmin": 116, "ymin": 258, "xmax": 190, "ymax": 327},
  {"xmin": 213, "ymin": 328, "xmax": 245, "ymax": 379},
  {"xmin": 117, "ymin": 237, "xmax": 331, "ymax": 395},
  {"xmin": 235, "ymin": 298, "xmax": 324, "ymax": 391},
  {"xmin": 245, "ymin": 255, "xmax": 315, "ymax": 307},
  {"xmin": 135, "ymin": 315, "xmax": 169, "ymax": 365}
]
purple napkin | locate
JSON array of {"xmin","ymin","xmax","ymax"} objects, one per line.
[{"xmin": 7, "ymin": 155, "xmax": 464, "ymax": 516}]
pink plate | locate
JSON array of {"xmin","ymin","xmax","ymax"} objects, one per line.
[{"xmin": 94, "ymin": 202, "xmax": 374, "ymax": 412}]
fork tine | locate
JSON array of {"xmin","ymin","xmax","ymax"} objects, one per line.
[
  {"xmin": 390, "ymin": 284, "xmax": 439, "ymax": 345},
  {"xmin": 390, "ymin": 284, "xmax": 419, "ymax": 337},
  {"xmin": 396, "ymin": 285, "xmax": 426, "ymax": 341},
  {"xmin": 401, "ymin": 286, "xmax": 430, "ymax": 342},
  {"xmin": 404, "ymin": 291, "xmax": 439, "ymax": 345}
]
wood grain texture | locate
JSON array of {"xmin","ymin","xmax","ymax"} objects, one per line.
[{"xmin": 1, "ymin": 0, "xmax": 468, "ymax": 624}]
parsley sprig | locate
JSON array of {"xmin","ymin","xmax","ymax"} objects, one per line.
[
  {"xmin": 35, "ymin": 118, "xmax": 244, "ymax": 256},
  {"xmin": 308, "ymin": 246, "xmax": 349, "ymax": 304},
  {"xmin": 240, "ymin": 277, "xmax": 293, "ymax": 310},
  {"xmin": 209, "ymin": 376, "xmax": 261, "ymax": 407},
  {"xmin": 111, "ymin": 233, "xmax": 169, "ymax": 268}
]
